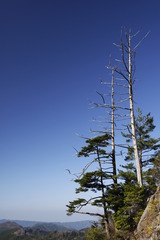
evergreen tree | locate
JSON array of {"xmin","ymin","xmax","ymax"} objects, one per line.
[
  {"xmin": 144, "ymin": 150, "xmax": 160, "ymax": 194},
  {"xmin": 106, "ymin": 163, "xmax": 147, "ymax": 237},
  {"xmin": 67, "ymin": 134, "xmax": 114, "ymax": 240},
  {"xmin": 106, "ymin": 109, "xmax": 160, "ymax": 235},
  {"xmin": 122, "ymin": 108, "xmax": 160, "ymax": 184}
]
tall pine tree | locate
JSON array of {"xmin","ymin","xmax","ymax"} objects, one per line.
[
  {"xmin": 122, "ymin": 108, "xmax": 160, "ymax": 184},
  {"xmin": 67, "ymin": 134, "xmax": 115, "ymax": 240}
]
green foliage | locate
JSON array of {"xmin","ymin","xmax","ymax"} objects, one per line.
[
  {"xmin": 0, "ymin": 229, "xmax": 86, "ymax": 240},
  {"xmin": 67, "ymin": 107, "xmax": 160, "ymax": 238},
  {"xmin": 67, "ymin": 134, "xmax": 114, "ymax": 240},
  {"xmin": 113, "ymin": 184, "xmax": 146, "ymax": 231},
  {"xmin": 144, "ymin": 151, "xmax": 160, "ymax": 194},
  {"xmin": 105, "ymin": 147, "xmax": 160, "ymax": 236},
  {"xmin": 0, "ymin": 229, "xmax": 17, "ymax": 240},
  {"xmin": 75, "ymin": 171, "xmax": 111, "ymax": 193},
  {"xmin": 122, "ymin": 108, "xmax": 160, "ymax": 165},
  {"xmin": 85, "ymin": 225, "xmax": 106, "ymax": 240},
  {"xmin": 78, "ymin": 134, "xmax": 111, "ymax": 158},
  {"xmin": 106, "ymin": 184, "xmax": 124, "ymax": 214},
  {"xmin": 66, "ymin": 198, "xmax": 87, "ymax": 216},
  {"xmin": 106, "ymin": 163, "xmax": 148, "ymax": 234},
  {"xmin": 67, "ymin": 134, "xmax": 113, "ymax": 218}
]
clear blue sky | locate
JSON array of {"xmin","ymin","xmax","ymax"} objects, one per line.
[{"xmin": 0, "ymin": 0, "xmax": 160, "ymax": 222}]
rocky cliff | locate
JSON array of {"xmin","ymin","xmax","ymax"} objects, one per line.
[{"xmin": 135, "ymin": 186, "xmax": 160, "ymax": 240}]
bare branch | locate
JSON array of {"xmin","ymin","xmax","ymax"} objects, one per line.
[
  {"xmin": 96, "ymin": 91, "xmax": 105, "ymax": 104},
  {"xmin": 125, "ymin": 28, "xmax": 129, "ymax": 46},
  {"xmin": 73, "ymin": 146, "xmax": 79, "ymax": 153},
  {"xmin": 133, "ymin": 31, "xmax": 150, "ymax": 51},
  {"xmin": 121, "ymin": 29, "xmax": 130, "ymax": 74},
  {"xmin": 115, "ymin": 58, "xmax": 122, "ymax": 63},
  {"xmin": 130, "ymin": 30, "xmax": 140, "ymax": 39},
  {"xmin": 115, "ymin": 77, "xmax": 127, "ymax": 81},
  {"xmin": 101, "ymin": 82, "xmax": 112, "ymax": 85},
  {"xmin": 113, "ymin": 42, "xmax": 121, "ymax": 48},
  {"xmin": 74, "ymin": 210, "xmax": 103, "ymax": 218},
  {"xmin": 114, "ymin": 143, "xmax": 130, "ymax": 149},
  {"xmin": 114, "ymin": 68, "xmax": 129, "ymax": 82},
  {"xmin": 78, "ymin": 159, "xmax": 97, "ymax": 178},
  {"xmin": 118, "ymin": 97, "xmax": 130, "ymax": 103},
  {"xmin": 114, "ymin": 82, "xmax": 129, "ymax": 88},
  {"xmin": 75, "ymin": 132, "xmax": 89, "ymax": 140}
]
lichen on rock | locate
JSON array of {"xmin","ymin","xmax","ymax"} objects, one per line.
[{"xmin": 135, "ymin": 186, "xmax": 160, "ymax": 240}]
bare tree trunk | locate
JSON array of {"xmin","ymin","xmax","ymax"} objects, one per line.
[
  {"xmin": 97, "ymin": 146, "xmax": 110, "ymax": 239},
  {"xmin": 139, "ymin": 149, "xmax": 143, "ymax": 185},
  {"xmin": 111, "ymin": 70, "xmax": 117, "ymax": 186},
  {"xmin": 128, "ymin": 33, "xmax": 142, "ymax": 187},
  {"xmin": 104, "ymin": 217, "xmax": 110, "ymax": 240}
]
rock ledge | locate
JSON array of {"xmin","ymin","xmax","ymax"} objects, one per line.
[{"xmin": 135, "ymin": 186, "xmax": 160, "ymax": 240}]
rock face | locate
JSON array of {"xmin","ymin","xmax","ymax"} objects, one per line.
[
  {"xmin": 14, "ymin": 228, "xmax": 25, "ymax": 236},
  {"xmin": 135, "ymin": 186, "xmax": 160, "ymax": 240}
]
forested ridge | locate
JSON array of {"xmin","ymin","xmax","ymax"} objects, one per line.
[
  {"xmin": 0, "ymin": 228, "xmax": 86, "ymax": 240},
  {"xmin": 0, "ymin": 221, "xmax": 87, "ymax": 240}
]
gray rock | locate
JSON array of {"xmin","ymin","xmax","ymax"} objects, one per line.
[{"xmin": 135, "ymin": 186, "xmax": 160, "ymax": 240}]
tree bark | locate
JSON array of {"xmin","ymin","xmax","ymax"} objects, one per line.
[
  {"xmin": 111, "ymin": 70, "xmax": 117, "ymax": 186},
  {"xmin": 97, "ymin": 146, "xmax": 110, "ymax": 240},
  {"xmin": 128, "ymin": 33, "xmax": 143, "ymax": 187},
  {"xmin": 104, "ymin": 217, "xmax": 110, "ymax": 240}
]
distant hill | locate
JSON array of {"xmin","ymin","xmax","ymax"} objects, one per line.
[
  {"xmin": 33, "ymin": 222, "xmax": 69, "ymax": 231},
  {"xmin": 57, "ymin": 220, "xmax": 93, "ymax": 230},
  {"xmin": 0, "ymin": 221, "xmax": 87, "ymax": 240},
  {"xmin": 0, "ymin": 221, "xmax": 22, "ymax": 232},
  {"xmin": 0, "ymin": 219, "xmax": 93, "ymax": 230},
  {"xmin": 0, "ymin": 219, "xmax": 37, "ymax": 227},
  {"xmin": 0, "ymin": 229, "xmax": 86, "ymax": 240}
]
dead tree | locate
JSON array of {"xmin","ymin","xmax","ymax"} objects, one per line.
[
  {"xmin": 112, "ymin": 28, "xmax": 149, "ymax": 187},
  {"xmin": 111, "ymin": 70, "xmax": 116, "ymax": 185},
  {"xmin": 91, "ymin": 70, "xmax": 118, "ymax": 186},
  {"xmin": 91, "ymin": 65, "xmax": 132, "ymax": 186}
]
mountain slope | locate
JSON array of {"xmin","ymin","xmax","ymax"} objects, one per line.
[
  {"xmin": 0, "ymin": 219, "xmax": 93, "ymax": 230},
  {"xmin": 58, "ymin": 220, "xmax": 93, "ymax": 230},
  {"xmin": 0, "ymin": 222, "xmax": 22, "ymax": 232},
  {"xmin": 33, "ymin": 222, "xmax": 69, "ymax": 231}
]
